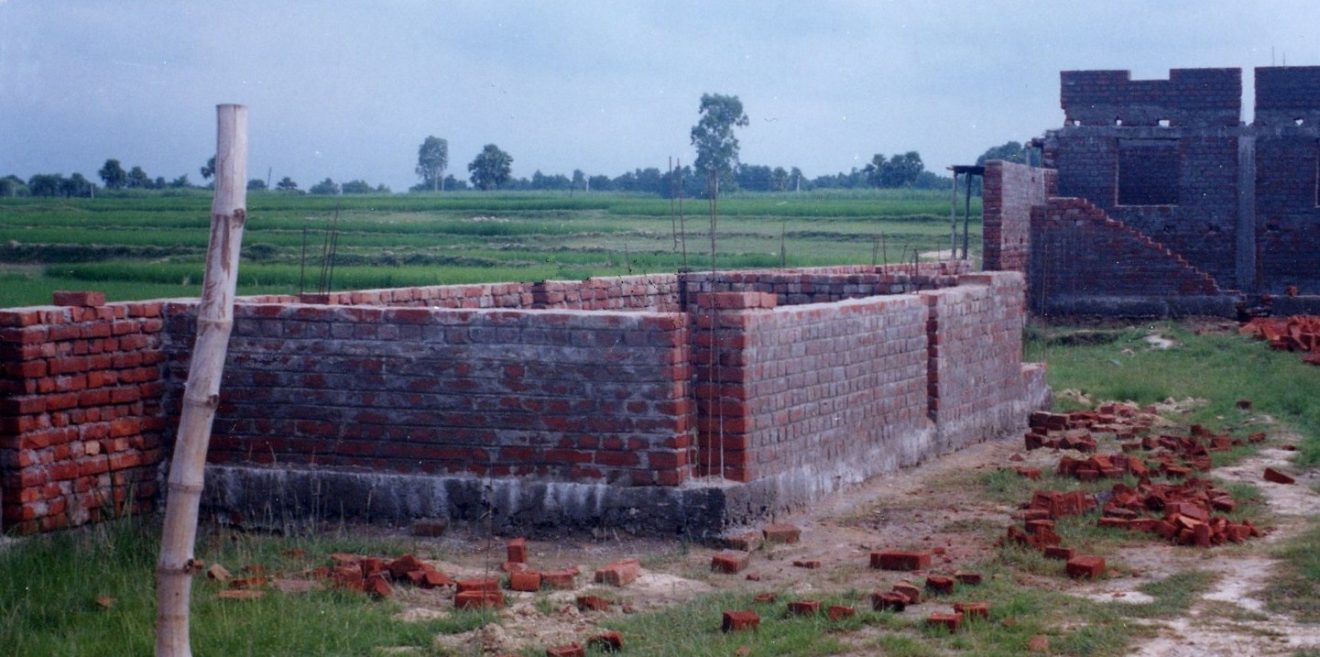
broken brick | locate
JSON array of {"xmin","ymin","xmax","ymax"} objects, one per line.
[
  {"xmin": 871, "ymin": 550, "xmax": 931, "ymax": 571},
  {"xmin": 763, "ymin": 523, "xmax": 801, "ymax": 544},
  {"xmin": 594, "ymin": 559, "xmax": 641, "ymax": 587},
  {"xmin": 711, "ymin": 550, "xmax": 751, "ymax": 574},
  {"xmin": 1264, "ymin": 467, "xmax": 1296, "ymax": 485},
  {"xmin": 365, "ymin": 574, "xmax": 392, "ymax": 599},
  {"xmin": 576, "ymin": 595, "xmax": 611, "ymax": 612},
  {"xmin": 892, "ymin": 582, "xmax": 923, "ymax": 605},
  {"xmin": 791, "ymin": 559, "xmax": 821, "ymax": 569},
  {"xmin": 387, "ymin": 554, "xmax": 424, "ymax": 579},
  {"xmin": 1065, "ymin": 556, "xmax": 1106, "ymax": 580},
  {"xmin": 721, "ymin": 610, "xmax": 760, "ymax": 632}
]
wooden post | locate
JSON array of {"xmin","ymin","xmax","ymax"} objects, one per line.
[
  {"xmin": 155, "ymin": 104, "xmax": 248, "ymax": 657},
  {"xmin": 949, "ymin": 170, "xmax": 958, "ymax": 259}
]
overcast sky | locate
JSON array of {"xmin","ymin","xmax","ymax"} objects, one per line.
[{"xmin": 2, "ymin": 1, "xmax": 1317, "ymax": 190}]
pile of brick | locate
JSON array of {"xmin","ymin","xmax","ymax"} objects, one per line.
[
  {"xmin": 318, "ymin": 552, "xmax": 456, "ymax": 601},
  {"xmin": 1097, "ymin": 480, "xmax": 1262, "ymax": 546},
  {"xmin": 1240, "ymin": 315, "xmax": 1320, "ymax": 366}
]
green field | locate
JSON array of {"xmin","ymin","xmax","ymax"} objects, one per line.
[{"xmin": 0, "ymin": 189, "xmax": 979, "ymax": 308}]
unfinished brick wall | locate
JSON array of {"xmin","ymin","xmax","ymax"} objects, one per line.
[
  {"xmin": 1255, "ymin": 67, "xmax": 1320, "ymax": 293},
  {"xmin": 691, "ymin": 291, "xmax": 929, "ymax": 483},
  {"xmin": 1059, "ymin": 68, "xmax": 1241, "ymax": 127},
  {"xmin": 0, "ymin": 295, "xmax": 165, "ymax": 533},
  {"xmin": 922, "ymin": 273, "xmax": 1031, "ymax": 452},
  {"xmin": 164, "ymin": 303, "xmax": 695, "ymax": 487},
  {"xmin": 982, "ymin": 162, "xmax": 1055, "ymax": 273},
  {"xmin": 1, "ymin": 266, "xmax": 1046, "ymax": 535}
]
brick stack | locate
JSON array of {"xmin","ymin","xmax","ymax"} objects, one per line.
[{"xmin": 0, "ymin": 293, "xmax": 166, "ymax": 533}]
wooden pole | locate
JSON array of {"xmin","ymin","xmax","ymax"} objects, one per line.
[{"xmin": 155, "ymin": 104, "xmax": 248, "ymax": 657}]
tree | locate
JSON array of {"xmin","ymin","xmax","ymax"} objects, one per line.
[
  {"xmin": 416, "ymin": 136, "xmax": 449, "ymax": 191},
  {"xmin": 247, "ymin": 178, "xmax": 267, "ymax": 191},
  {"xmin": 468, "ymin": 144, "xmax": 512, "ymax": 190},
  {"xmin": 276, "ymin": 176, "xmax": 299, "ymax": 192},
  {"xmin": 27, "ymin": 174, "xmax": 64, "ymax": 197},
  {"xmin": 572, "ymin": 169, "xmax": 586, "ymax": 194},
  {"xmin": 99, "ymin": 159, "xmax": 127, "ymax": 189},
  {"xmin": 309, "ymin": 177, "xmax": 339, "ymax": 195},
  {"xmin": 170, "ymin": 175, "xmax": 191, "ymax": 189},
  {"xmin": 771, "ymin": 167, "xmax": 789, "ymax": 192},
  {"xmin": 200, "ymin": 156, "xmax": 216, "ymax": 181},
  {"xmin": 127, "ymin": 166, "xmax": 151, "ymax": 189},
  {"xmin": 975, "ymin": 141, "xmax": 1025, "ymax": 166},
  {"xmin": 341, "ymin": 179, "xmax": 373, "ymax": 194},
  {"xmin": 0, "ymin": 175, "xmax": 29, "ymax": 197},
  {"xmin": 62, "ymin": 173, "xmax": 94, "ymax": 197},
  {"xmin": 690, "ymin": 93, "xmax": 749, "ymax": 192},
  {"xmin": 864, "ymin": 152, "xmax": 925, "ymax": 188},
  {"xmin": 789, "ymin": 166, "xmax": 804, "ymax": 192}
]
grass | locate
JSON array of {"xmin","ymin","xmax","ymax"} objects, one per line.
[
  {"xmin": 0, "ymin": 518, "xmax": 491, "ymax": 657},
  {"xmin": 0, "ymin": 190, "xmax": 976, "ymax": 308},
  {"xmin": 1026, "ymin": 321, "xmax": 1320, "ymax": 467},
  {"xmin": 1265, "ymin": 520, "xmax": 1320, "ymax": 623}
]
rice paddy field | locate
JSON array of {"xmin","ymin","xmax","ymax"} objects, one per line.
[{"xmin": 0, "ymin": 189, "xmax": 980, "ymax": 308}]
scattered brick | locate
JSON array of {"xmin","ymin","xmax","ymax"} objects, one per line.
[
  {"xmin": 1264, "ymin": 467, "xmax": 1296, "ymax": 485},
  {"xmin": 508, "ymin": 570, "xmax": 542, "ymax": 592},
  {"xmin": 1044, "ymin": 546, "xmax": 1075, "ymax": 561},
  {"xmin": 541, "ymin": 568, "xmax": 577, "ymax": 590},
  {"xmin": 456, "ymin": 577, "xmax": 501, "ymax": 593},
  {"xmin": 506, "ymin": 538, "xmax": 528, "ymax": 563},
  {"xmin": 721, "ymin": 531, "xmax": 763, "ymax": 552},
  {"xmin": 762, "ymin": 523, "xmax": 801, "ymax": 544},
  {"xmin": 594, "ymin": 559, "xmax": 641, "ymax": 587},
  {"xmin": 925, "ymin": 575, "xmax": 955, "ymax": 595},
  {"xmin": 711, "ymin": 550, "xmax": 751, "ymax": 574},
  {"xmin": 953, "ymin": 601, "xmax": 990, "ymax": 620},
  {"xmin": 545, "ymin": 642, "xmax": 585, "ymax": 657},
  {"xmin": 1065, "ymin": 556, "xmax": 1106, "ymax": 580},
  {"xmin": 387, "ymin": 554, "xmax": 424, "ymax": 579},
  {"xmin": 871, "ymin": 550, "xmax": 931, "ymax": 571},
  {"xmin": 752, "ymin": 592, "xmax": 777, "ymax": 604},
  {"xmin": 871, "ymin": 591, "xmax": 908, "ymax": 612},
  {"xmin": 365, "ymin": 575, "xmax": 393, "ymax": 599},
  {"xmin": 786, "ymin": 600, "xmax": 820, "ymax": 617},
  {"xmin": 206, "ymin": 563, "xmax": 232, "ymax": 582},
  {"xmin": 926, "ymin": 612, "xmax": 963, "ymax": 632},
  {"xmin": 791, "ymin": 559, "xmax": 821, "ymax": 569},
  {"xmin": 420, "ymin": 570, "xmax": 455, "ymax": 589},
  {"xmin": 954, "ymin": 571, "xmax": 983, "ymax": 586},
  {"xmin": 587, "ymin": 631, "xmax": 623, "ymax": 652},
  {"xmin": 52, "ymin": 291, "xmax": 106, "ymax": 307},
  {"xmin": 892, "ymin": 582, "xmax": 923, "ymax": 605},
  {"xmin": 827, "ymin": 605, "xmax": 855, "ymax": 621},
  {"xmin": 721, "ymin": 610, "xmax": 760, "ymax": 633},
  {"xmin": 454, "ymin": 590, "xmax": 505, "ymax": 610},
  {"xmin": 95, "ymin": 595, "xmax": 115, "ymax": 609},
  {"xmin": 576, "ymin": 595, "xmax": 611, "ymax": 612}
]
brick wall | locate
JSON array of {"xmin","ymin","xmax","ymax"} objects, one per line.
[
  {"xmin": 1255, "ymin": 67, "xmax": 1320, "ymax": 294},
  {"xmin": 982, "ymin": 162, "xmax": 1054, "ymax": 273},
  {"xmin": 1060, "ymin": 68, "xmax": 1241, "ymax": 127},
  {"xmin": 163, "ymin": 303, "xmax": 695, "ymax": 487},
  {"xmin": 1028, "ymin": 197, "xmax": 1221, "ymax": 314},
  {"xmin": 690, "ymin": 291, "xmax": 929, "ymax": 483},
  {"xmin": 921, "ymin": 273, "xmax": 1029, "ymax": 452},
  {"xmin": 0, "ymin": 295, "xmax": 166, "ymax": 533},
  {"xmin": 684, "ymin": 262, "xmax": 970, "ymax": 307},
  {"xmin": 294, "ymin": 274, "xmax": 682, "ymax": 312}
]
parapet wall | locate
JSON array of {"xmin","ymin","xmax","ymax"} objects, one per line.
[{"xmin": 2, "ymin": 265, "xmax": 1045, "ymax": 536}]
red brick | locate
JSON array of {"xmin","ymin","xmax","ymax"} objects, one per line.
[
  {"xmin": 540, "ymin": 568, "xmax": 577, "ymax": 589},
  {"xmin": 594, "ymin": 559, "xmax": 640, "ymax": 587},
  {"xmin": 792, "ymin": 559, "xmax": 821, "ymax": 569},
  {"xmin": 871, "ymin": 550, "xmax": 931, "ymax": 571},
  {"xmin": 506, "ymin": 537, "xmax": 528, "ymax": 563},
  {"xmin": 954, "ymin": 571, "xmax": 983, "ymax": 586},
  {"xmin": 925, "ymin": 575, "xmax": 955, "ymax": 595},
  {"xmin": 1043, "ymin": 546, "xmax": 1075, "ymax": 561},
  {"xmin": 508, "ymin": 570, "xmax": 542, "ymax": 592},
  {"xmin": 1065, "ymin": 556, "xmax": 1106, "ymax": 580},
  {"xmin": 762, "ymin": 523, "xmax": 801, "ymax": 544},
  {"xmin": 576, "ymin": 595, "xmax": 611, "ymax": 612},
  {"xmin": 953, "ymin": 601, "xmax": 990, "ymax": 620},
  {"xmin": 826, "ymin": 605, "xmax": 855, "ymax": 621},
  {"xmin": 587, "ymin": 631, "xmax": 623, "ymax": 652},
  {"xmin": 721, "ymin": 610, "xmax": 760, "ymax": 632},
  {"xmin": 892, "ymin": 582, "xmax": 923, "ymax": 605},
  {"xmin": 927, "ymin": 612, "xmax": 963, "ymax": 632},
  {"xmin": 871, "ymin": 591, "xmax": 908, "ymax": 612},
  {"xmin": 456, "ymin": 577, "xmax": 500, "ymax": 593},
  {"xmin": 711, "ymin": 550, "xmax": 751, "ymax": 574},
  {"xmin": 52, "ymin": 291, "xmax": 106, "ymax": 307},
  {"xmin": 786, "ymin": 599, "xmax": 820, "ymax": 617},
  {"xmin": 419, "ymin": 570, "xmax": 454, "ymax": 589},
  {"xmin": 454, "ymin": 590, "xmax": 504, "ymax": 609},
  {"xmin": 1263, "ymin": 467, "xmax": 1296, "ymax": 485},
  {"xmin": 365, "ymin": 574, "xmax": 393, "ymax": 599}
]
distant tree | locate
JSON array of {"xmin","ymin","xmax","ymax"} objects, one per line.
[
  {"xmin": 200, "ymin": 156, "xmax": 216, "ymax": 181},
  {"xmin": 736, "ymin": 164, "xmax": 772, "ymax": 192},
  {"xmin": 571, "ymin": 169, "xmax": 586, "ymax": 194},
  {"xmin": 975, "ymin": 141, "xmax": 1025, "ymax": 166},
  {"xmin": 375, "ymin": 183, "xmax": 392, "ymax": 194},
  {"xmin": 690, "ymin": 93, "xmax": 749, "ymax": 192},
  {"xmin": 247, "ymin": 178, "xmax": 267, "ymax": 191},
  {"xmin": 27, "ymin": 174, "xmax": 64, "ymax": 197},
  {"xmin": 309, "ymin": 177, "xmax": 339, "ymax": 195},
  {"xmin": 276, "ymin": 176, "xmax": 299, "ymax": 192},
  {"xmin": 468, "ymin": 144, "xmax": 512, "ymax": 190},
  {"xmin": 789, "ymin": 166, "xmax": 804, "ymax": 192},
  {"xmin": 170, "ymin": 175, "xmax": 191, "ymax": 189},
  {"xmin": 341, "ymin": 179, "xmax": 373, "ymax": 194},
  {"xmin": 441, "ymin": 174, "xmax": 464, "ymax": 191},
  {"xmin": 416, "ymin": 136, "xmax": 449, "ymax": 191},
  {"xmin": 771, "ymin": 167, "xmax": 789, "ymax": 192},
  {"xmin": 0, "ymin": 175, "xmax": 29, "ymax": 197},
  {"xmin": 62, "ymin": 173, "xmax": 95, "ymax": 197},
  {"xmin": 588, "ymin": 174, "xmax": 612, "ymax": 192},
  {"xmin": 98, "ymin": 159, "xmax": 127, "ymax": 190},
  {"xmin": 864, "ymin": 152, "xmax": 924, "ymax": 188},
  {"xmin": 126, "ymin": 166, "xmax": 151, "ymax": 189}
]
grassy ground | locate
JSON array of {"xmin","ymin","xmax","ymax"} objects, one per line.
[{"xmin": 0, "ymin": 190, "xmax": 977, "ymax": 308}]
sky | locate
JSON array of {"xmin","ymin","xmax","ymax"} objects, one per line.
[{"xmin": 2, "ymin": 1, "xmax": 1318, "ymax": 191}]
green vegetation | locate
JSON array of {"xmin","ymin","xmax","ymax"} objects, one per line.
[
  {"xmin": 0, "ymin": 190, "xmax": 978, "ymax": 308},
  {"xmin": 0, "ymin": 518, "xmax": 491, "ymax": 657},
  {"xmin": 1027, "ymin": 322, "xmax": 1320, "ymax": 466},
  {"xmin": 1267, "ymin": 521, "xmax": 1320, "ymax": 623}
]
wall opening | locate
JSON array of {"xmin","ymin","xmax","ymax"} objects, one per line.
[{"xmin": 1117, "ymin": 139, "xmax": 1180, "ymax": 206}]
